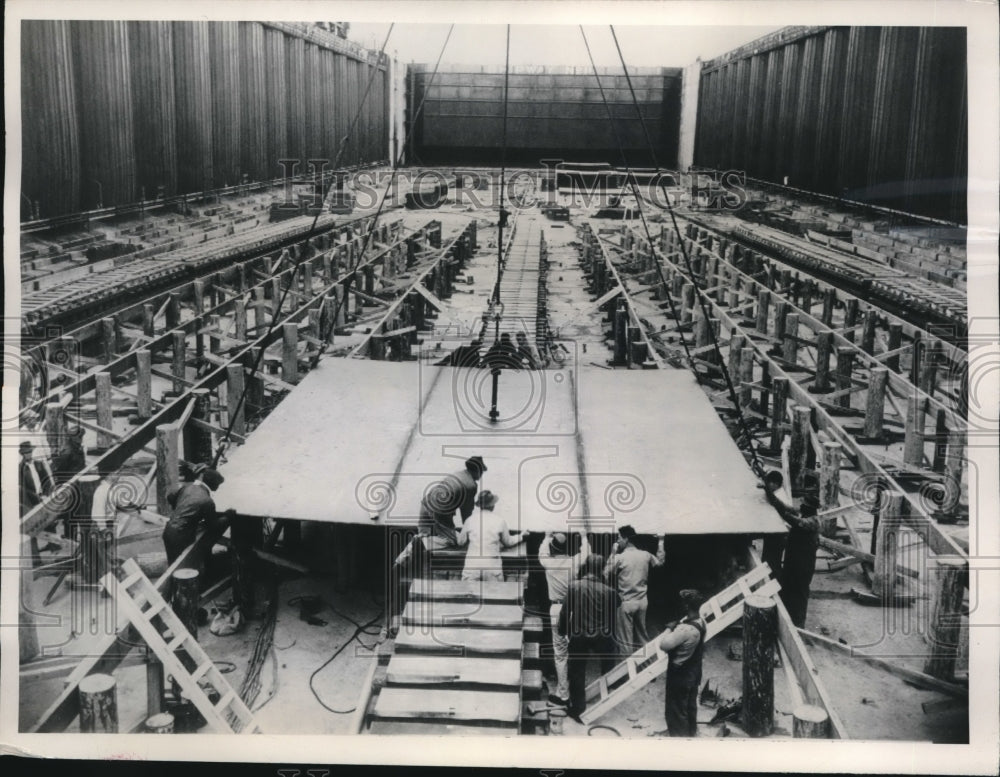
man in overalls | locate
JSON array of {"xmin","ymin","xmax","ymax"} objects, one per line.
[{"xmin": 659, "ymin": 588, "xmax": 707, "ymax": 737}]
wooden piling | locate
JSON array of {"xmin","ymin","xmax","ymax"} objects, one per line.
[
  {"xmin": 136, "ymin": 350, "xmax": 152, "ymax": 420},
  {"xmin": 760, "ymin": 361, "xmax": 771, "ymax": 415},
  {"xmin": 770, "ymin": 377, "xmax": 789, "ymax": 451},
  {"xmin": 861, "ymin": 311, "xmax": 877, "ymax": 355},
  {"xmin": 143, "ymin": 303, "xmax": 155, "ymax": 337},
  {"xmin": 782, "ymin": 313, "xmax": 799, "ymax": 364},
  {"xmin": 193, "ymin": 280, "xmax": 205, "ymax": 316},
  {"xmin": 920, "ymin": 341, "xmax": 939, "ymax": 397},
  {"xmin": 887, "ymin": 323, "xmax": 902, "ymax": 372},
  {"xmin": 835, "ymin": 347, "xmax": 854, "ymax": 409},
  {"xmin": 681, "ymin": 283, "xmax": 695, "ymax": 323},
  {"xmin": 44, "ymin": 399, "xmax": 67, "ymax": 456},
  {"xmin": 234, "ymin": 299, "xmax": 247, "ymax": 342},
  {"xmin": 903, "ymin": 392, "xmax": 926, "ymax": 466},
  {"xmin": 755, "ymin": 289, "xmax": 770, "ymax": 333},
  {"xmin": 95, "ymin": 372, "xmax": 113, "ymax": 450},
  {"xmin": 864, "ymin": 368, "xmax": 889, "ymax": 438},
  {"xmin": 728, "ymin": 334, "xmax": 746, "ymax": 378},
  {"xmin": 282, "ymin": 323, "xmax": 299, "ymax": 383},
  {"xmin": 923, "ymin": 558, "xmax": 966, "ymax": 680},
  {"xmin": 872, "ymin": 490, "xmax": 903, "ymax": 599},
  {"xmin": 741, "ymin": 595, "xmax": 776, "ymax": 738},
  {"xmin": 819, "ymin": 441, "xmax": 842, "ymax": 535},
  {"xmin": 171, "ymin": 331, "xmax": 186, "ymax": 394},
  {"xmin": 166, "ymin": 293, "xmax": 180, "ymax": 329},
  {"xmin": 101, "ymin": 317, "xmax": 118, "ymax": 364},
  {"xmin": 226, "ymin": 363, "xmax": 246, "ymax": 437},
  {"xmin": 694, "ymin": 312, "xmax": 712, "ymax": 348},
  {"xmin": 789, "ymin": 405, "xmax": 811, "ymax": 494},
  {"xmin": 773, "ymin": 301, "xmax": 789, "ymax": 343},
  {"xmin": 843, "ymin": 298, "xmax": 859, "ymax": 342},
  {"xmin": 145, "ymin": 654, "xmax": 164, "ymax": 719},
  {"xmin": 155, "ymin": 422, "xmax": 180, "ymax": 515},
  {"xmin": 812, "ymin": 331, "xmax": 833, "ymax": 393},
  {"xmin": 79, "ymin": 674, "xmax": 118, "ymax": 733},
  {"xmin": 820, "ymin": 288, "xmax": 834, "ymax": 326},
  {"xmin": 171, "ymin": 568, "xmax": 200, "ymax": 639},
  {"xmin": 613, "ymin": 306, "xmax": 628, "ymax": 365},
  {"xmin": 739, "ymin": 347, "xmax": 754, "ymax": 407},
  {"xmin": 792, "ymin": 705, "xmax": 830, "ymax": 738}
]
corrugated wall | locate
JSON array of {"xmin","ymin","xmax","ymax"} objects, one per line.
[
  {"xmin": 20, "ymin": 20, "xmax": 391, "ymax": 219},
  {"xmin": 21, "ymin": 21, "xmax": 80, "ymax": 217},
  {"xmin": 695, "ymin": 26, "xmax": 968, "ymax": 223},
  {"xmin": 128, "ymin": 21, "xmax": 178, "ymax": 199}
]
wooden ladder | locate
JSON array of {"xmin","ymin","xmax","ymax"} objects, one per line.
[
  {"xmin": 100, "ymin": 558, "xmax": 261, "ymax": 734},
  {"xmin": 579, "ymin": 564, "xmax": 781, "ymax": 724}
]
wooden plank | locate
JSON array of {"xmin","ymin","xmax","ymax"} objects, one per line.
[
  {"xmin": 819, "ymin": 536, "xmax": 920, "ymax": 579},
  {"xmin": 385, "ymin": 656, "xmax": 522, "ymax": 687},
  {"xmin": 367, "ymin": 720, "xmax": 513, "ymax": 736},
  {"xmin": 798, "ymin": 629, "xmax": 968, "ymax": 699},
  {"xmin": 394, "ymin": 627, "xmax": 523, "ymax": 657},
  {"xmin": 372, "ymin": 688, "xmax": 520, "ymax": 724},
  {"xmin": 401, "ymin": 601, "xmax": 525, "ymax": 629},
  {"xmin": 408, "ymin": 578, "xmax": 522, "ymax": 604}
]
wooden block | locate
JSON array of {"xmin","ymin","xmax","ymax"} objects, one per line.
[
  {"xmin": 385, "ymin": 656, "xmax": 522, "ymax": 688},
  {"xmin": 394, "ymin": 626, "xmax": 523, "ymax": 657},
  {"xmin": 371, "ymin": 688, "xmax": 520, "ymax": 725},
  {"xmin": 408, "ymin": 578, "xmax": 522, "ymax": 604},
  {"xmin": 401, "ymin": 601, "xmax": 525, "ymax": 629}
]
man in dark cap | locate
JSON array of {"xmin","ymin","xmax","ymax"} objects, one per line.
[
  {"xmin": 394, "ymin": 456, "xmax": 487, "ymax": 573},
  {"xmin": 558, "ymin": 553, "xmax": 620, "ymax": 722},
  {"xmin": 779, "ymin": 495, "xmax": 821, "ymax": 627},
  {"xmin": 48, "ymin": 427, "xmax": 87, "ymax": 535},
  {"xmin": 162, "ymin": 463, "xmax": 226, "ymax": 565},
  {"xmin": 19, "ymin": 440, "xmax": 51, "ymax": 517},
  {"xmin": 659, "ymin": 588, "xmax": 707, "ymax": 737}
]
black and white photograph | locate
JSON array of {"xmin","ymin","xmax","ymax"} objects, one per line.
[{"xmin": 2, "ymin": 1, "xmax": 998, "ymax": 772}]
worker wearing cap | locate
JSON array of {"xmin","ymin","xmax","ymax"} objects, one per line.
[
  {"xmin": 539, "ymin": 530, "xmax": 590, "ymax": 706},
  {"xmin": 559, "ymin": 553, "xmax": 620, "ymax": 722},
  {"xmin": 162, "ymin": 464, "xmax": 226, "ymax": 564},
  {"xmin": 604, "ymin": 525, "xmax": 666, "ymax": 656},
  {"xmin": 779, "ymin": 495, "xmax": 821, "ymax": 628},
  {"xmin": 456, "ymin": 490, "xmax": 522, "ymax": 582},
  {"xmin": 19, "ymin": 440, "xmax": 52, "ymax": 517},
  {"xmin": 659, "ymin": 588, "xmax": 707, "ymax": 737}
]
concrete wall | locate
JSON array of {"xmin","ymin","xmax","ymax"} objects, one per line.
[{"xmin": 677, "ymin": 60, "xmax": 701, "ymax": 172}]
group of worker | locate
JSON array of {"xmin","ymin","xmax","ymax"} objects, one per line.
[
  {"xmin": 391, "ymin": 454, "xmax": 706, "ymax": 736},
  {"xmin": 19, "ymin": 430, "xmax": 86, "ymax": 521},
  {"xmin": 449, "ymin": 331, "xmax": 542, "ymax": 370}
]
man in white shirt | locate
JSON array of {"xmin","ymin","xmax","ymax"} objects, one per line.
[
  {"xmin": 538, "ymin": 530, "xmax": 589, "ymax": 706},
  {"xmin": 456, "ymin": 490, "xmax": 521, "ymax": 581},
  {"xmin": 604, "ymin": 525, "xmax": 666, "ymax": 656}
]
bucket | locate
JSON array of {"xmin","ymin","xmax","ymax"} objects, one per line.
[{"xmin": 549, "ymin": 707, "xmax": 567, "ymax": 735}]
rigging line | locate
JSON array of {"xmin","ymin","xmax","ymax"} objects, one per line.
[
  {"xmin": 209, "ymin": 27, "xmax": 396, "ymax": 467},
  {"xmin": 578, "ymin": 26, "xmax": 692, "ymax": 369},
  {"xmin": 492, "ymin": 24, "xmax": 511, "ymax": 311},
  {"xmin": 609, "ymin": 25, "xmax": 766, "ymax": 477},
  {"xmin": 308, "ymin": 23, "xmax": 456, "ymax": 369}
]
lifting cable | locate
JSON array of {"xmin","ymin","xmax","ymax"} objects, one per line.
[
  {"xmin": 491, "ymin": 24, "xmax": 512, "ymax": 313},
  {"xmin": 208, "ymin": 24, "xmax": 458, "ymax": 466},
  {"xmin": 607, "ymin": 25, "xmax": 767, "ymax": 479}
]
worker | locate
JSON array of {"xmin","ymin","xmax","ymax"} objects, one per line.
[
  {"xmin": 604, "ymin": 525, "xmax": 666, "ymax": 656},
  {"xmin": 19, "ymin": 440, "xmax": 51, "ymax": 517},
  {"xmin": 659, "ymin": 588, "xmax": 707, "ymax": 737},
  {"xmin": 481, "ymin": 333, "xmax": 518, "ymax": 370},
  {"xmin": 779, "ymin": 495, "xmax": 821, "ymax": 628},
  {"xmin": 559, "ymin": 553, "xmax": 620, "ymax": 723},
  {"xmin": 760, "ymin": 470, "xmax": 791, "ymax": 578},
  {"xmin": 539, "ymin": 530, "xmax": 590, "ymax": 706},
  {"xmin": 456, "ymin": 490, "xmax": 522, "ymax": 582},
  {"xmin": 50, "ymin": 426, "xmax": 86, "ymax": 485},
  {"xmin": 162, "ymin": 464, "xmax": 226, "ymax": 565},
  {"xmin": 393, "ymin": 456, "xmax": 487, "ymax": 573},
  {"xmin": 515, "ymin": 331, "xmax": 540, "ymax": 370}
]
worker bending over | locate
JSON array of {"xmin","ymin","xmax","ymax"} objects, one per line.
[
  {"xmin": 162, "ymin": 464, "xmax": 226, "ymax": 565},
  {"xmin": 659, "ymin": 588, "xmax": 707, "ymax": 737},
  {"xmin": 456, "ymin": 490, "xmax": 521, "ymax": 581},
  {"xmin": 539, "ymin": 530, "xmax": 590, "ymax": 706},
  {"xmin": 604, "ymin": 525, "xmax": 666, "ymax": 656}
]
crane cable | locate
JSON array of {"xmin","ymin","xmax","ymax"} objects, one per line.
[{"xmin": 607, "ymin": 25, "xmax": 767, "ymax": 478}]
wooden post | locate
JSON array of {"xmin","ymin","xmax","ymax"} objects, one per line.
[
  {"xmin": 613, "ymin": 306, "xmax": 628, "ymax": 365},
  {"xmin": 793, "ymin": 705, "xmax": 830, "ymax": 738},
  {"xmin": 741, "ymin": 595, "xmax": 776, "ymax": 738},
  {"xmin": 193, "ymin": 280, "xmax": 205, "ymax": 317},
  {"xmin": 694, "ymin": 312, "xmax": 712, "ymax": 348},
  {"xmin": 728, "ymin": 334, "xmax": 746, "ymax": 378},
  {"xmin": 184, "ymin": 388, "xmax": 213, "ymax": 465},
  {"xmin": 166, "ymin": 293, "xmax": 180, "ymax": 329},
  {"xmin": 820, "ymin": 288, "xmax": 835, "ymax": 326},
  {"xmin": 835, "ymin": 347, "xmax": 854, "ymax": 409},
  {"xmin": 226, "ymin": 363, "xmax": 246, "ymax": 437},
  {"xmin": 887, "ymin": 323, "xmax": 902, "ymax": 372},
  {"xmin": 843, "ymin": 298, "xmax": 859, "ymax": 342},
  {"xmin": 145, "ymin": 712, "xmax": 174, "ymax": 734},
  {"xmin": 931, "ymin": 409, "xmax": 948, "ymax": 473},
  {"xmin": 171, "ymin": 330, "xmax": 186, "ymax": 394},
  {"xmin": 136, "ymin": 350, "xmax": 152, "ymax": 420},
  {"xmin": 923, "ymin": 558, "xmax": 966, "ymax": 680},
  {"xmin": 872, "ymin": 490, "xmax": 903, "ymax": 599},
  {"xmin": 155, "ymin": 422, "xmax": 180, "ymax": 515},
  {"xmin": 770, "ymin": 377, "xmax": 788, "ymax": 451},
  {"xmin": 789, "ymin": 405, "xmax": 811, "ymax": 494},
  {"xmin": 782, "ymin": 313, "xmax": 799, "ymax": 364},
  {"xmin": 101, "ymin": 317, "xmax": 118, "ymax": 364},
  {"xmin": 812, "ymin": 331, "xmax": 833, "ymax": 393},
  {"xmin": 79, "ymin": 674, "xmax": 118, "ymax": 733},
  {"xmin": 760, "ymin": 361, "xmax": 771, "ymax": 416},
  {"xmin": 271, "ymin": 276, "xmax": 282, "ymax": 316},
  {"xmin": 864, "ymin": 367, "xmax": 889, "ymax": 439},
  {"xmin": 145, "ymin": 655, "xmax": 164, "ymax": 719},
  {"xmin": 681, "ymin": 283, "xmax": 695, "ymax": 323},
  {"xmin": 800, "ymin": 283, "xmax": 813, "ymax": 314},
  {"xmin": 773, "ymin": 301, "xmax": 789, "ymax": 343},
  {"xmin": 234, "ymin": 299, "xmax": 247, "ymax": 342},
  {"xmin": 143, "ymin": 303, "xmax": 155, "ymax": 337},
  {"xmin": 903, "ymin": 392, "xmax": 926, "ymax": 466},
  {"xmin": 335, "ymin": 285, "xmax": 347, "ymax": 328},
  {"xmin": 171, "ymin": 568, "xmax": 200, "ymax": 639},
  {"xmin": 755, "ymin": 289, "xmax": 770, "ymax": 333},
  {"xmin": 44, "ymin": 399, "xmax": 67, "ymax": 456},
  {"xmin": 246, "ymin": 348, "xmax": 264, "ymax": 411},
  {"xmin": 303, "ymin": 262, "xmax": 314, "ymax": 295},
  {"xmin": 232, "ymin": 515, "xmax": 261, "ymax": 614},
  {"xmin": 819, "ymin": 441, "xmax": 842, "ymax": 536},
  {"xmin": 282, "ymin": 322, "xmax": 299, "ymax": 383},
  {"xmin": 920, "ymin": 340, "xmax": 939, "ymax": 397},
  {"xmin": 739, "ymin": 347, "xmax": 754, "ymax": 407},
  {"xmin": 95, "ymin": 372, "xmax": 113, "ymax": 450},
  {"xmin": 861, "ymin": 310, "xmax": 877, "ymax": 355}
]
